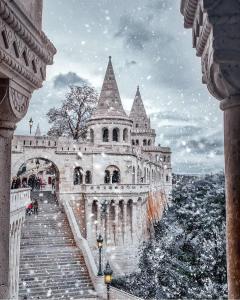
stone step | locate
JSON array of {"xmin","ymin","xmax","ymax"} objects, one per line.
[{"xmin": 19, "ymin": 191, "xmax": 95, "ymax": 298}]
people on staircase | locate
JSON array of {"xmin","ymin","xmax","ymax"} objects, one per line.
[{"xmin": 33, "ymin": 199, "xmax": 39, "ymax": 215}]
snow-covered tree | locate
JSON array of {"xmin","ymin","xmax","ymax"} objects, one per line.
[
  {"xmin": 47, "ymin": 85, "xmax": 98, "ymax": 140},
  {"xmin": 113, "ymin": 173, "xmax": 227, "ymax": 299}
]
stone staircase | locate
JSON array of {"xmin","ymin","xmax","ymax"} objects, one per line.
[{"xmin": 19, "ymin": 192, "xmax": 97, "ymax": 299}]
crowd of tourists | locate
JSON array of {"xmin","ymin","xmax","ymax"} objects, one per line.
[{"xmin": 11, "ymin": 176, "xmax": 47, "ymax": 190}]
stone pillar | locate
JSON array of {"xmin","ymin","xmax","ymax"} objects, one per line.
[
  {"xmin": 180, "ymin": 1, "xmax": 240, "ymax": 297},
  {"xmin": 114, "ymin": 203, "xmax": 119, "ymax": 245},
  {"xmin": 221, "ymin": 97, "xmax": 240, "ymax": 298},
  {"xmin": 132, "ymin": 202, "xmax": 137, "ymax": 244},
  {"xmin": 0, "ymin": 121, "xmax": 15, "ymax": 299},
  {"xmin": 123, "ymin": 202, "xmax": 127, "ymax": 244}
]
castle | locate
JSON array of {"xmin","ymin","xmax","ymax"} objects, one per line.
[{"xmin": 12, "ymin": 57, "xmax": 172, "ymax": 274}]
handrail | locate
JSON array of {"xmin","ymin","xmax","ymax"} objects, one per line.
[{"xmin": 63, "ymin": 200, "xmax": 105, "ymax": 298}]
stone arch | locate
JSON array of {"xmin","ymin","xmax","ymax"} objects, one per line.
[
  {"xmin": 91, "ymin": 200, "xmax": 98, "ymax": 240},
  {"xmin": 13, "ymin": 155, "xmax": 60, "ymax": 192},
  {"xmin": 148, "ymin": 139, "xmax": 151, "ymax": 146},
  {"xmin": 109, "ymin": 200, "xmax": 116, "ymax": 244},
  {"xmin": 127, "ymin": 199, "xmax": 133, "ymax": 241},
  {"xmin": 119, "ymin": 200, "xmax": 124, "ymax": 244},
  {"xmin": 112, "ymin": 127, "xmax": 120, "ymax": 142},
  {"xmin": 143, "ymin": 139, "xmax": 147, "ymax": 146},
  {"xmin": 102, "ymin": 127, "xmax": 109, "ymax": 142},
  {"xmin": 104, "ymin": 165, "xmax": 120, "ymax": 184}
]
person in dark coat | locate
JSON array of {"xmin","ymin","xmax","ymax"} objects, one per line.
[{"xmin": 33, "ymin": 199, "xmax": 38, "ymax": 215}]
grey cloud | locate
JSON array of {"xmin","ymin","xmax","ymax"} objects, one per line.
[
  {"xmin": 158, "ymin": 125, "xmax": 203, "ymax": 139},
  {"xmin": 53, "ymin": 72, "xmax": 89, "ymax": 89},
  {"xmin": 115, "ymin": 15, "xmax": 153, "ymax": 50},
  {"xmin": 186, "ymin": 137, "xmax": 223, "ymax": 155},
  {"xmin": 151, "ymin": 111, "xmax": 192, "ymax": 122},
  {"xmin": 125, "ymin": 60, "xmax": 137, "ymax": 67}
]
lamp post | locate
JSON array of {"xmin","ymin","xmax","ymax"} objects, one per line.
[
  {"xmin": 104, "ymin": 261, "xmax": 113, "ymax": 300},
  {"xmin": 29, "ymin": 117, "xmax": 33, "ymax": 135},
  {"xmin": 97, "ymin": 234, "xmax": 104, "ymax": 276}
]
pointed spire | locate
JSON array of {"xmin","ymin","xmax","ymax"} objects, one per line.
[
  {"xmin": 129, "ymin": 86, "xmax": 148, "ymax": 122},
  {"xmin": 35, "ymin": 123, "xmax": 41, "ymax": 137},
  {"xmin": 91, "ymin": 57, "xmax": 127, "ymax": 119}
]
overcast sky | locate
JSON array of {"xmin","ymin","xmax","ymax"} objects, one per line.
[{"xmin": 16, "ymin": 0, "xmax": 224, "ymax": 174}]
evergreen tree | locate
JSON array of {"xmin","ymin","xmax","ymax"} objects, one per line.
[{"xmin": 113, "ymin": 174, "xmax": 227, "ymax": 299}]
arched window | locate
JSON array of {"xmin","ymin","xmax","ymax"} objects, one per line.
[
  {"xmin": 143, "ymin": 139, "xmax": 147, "ymax": 146},
  {"xmin": 123, "ymin": 128, "xmax": 128, "ymax": 142},
  {"xmin": 112, "ymin": 128, "xmax": 119, "ymax": 142},
  {"xmin": 166, "ymin": 175, "xmax": 169, "ymax": 182},
  {"xmin": 148, "ymin": 140, "xmax": 151, "ymax": 146},
  {"xmin": 90, "ymin": 129, "xmax": 94, "ymax": 143},
  {"xmin": 136, "ymin": 140, "xmax": 139, "ymax": 145},
  {"xmin": 132, "ymin": 140, "xmax": 135, "ymax": 145},
  {"xmin": 104, "ymin": 166, "xmax": 120, "ymax": 184},
  {"xmin": 112, "ymin": 170, "xmax": 120, "ymax": 183},
  {"xmin": 103, "ymin": 128, "xmax": 109, "ymax": 142},
  {"xmin": 85, "ymin": 171, "xmax": 92, "ymax": 184},
  {"xmin": 74, "ymin": 167, "xmax": 83, "ymax": 185},
  {"xmin": 104, "ymin": 170, "xmax": 111, "ymax": 184}
]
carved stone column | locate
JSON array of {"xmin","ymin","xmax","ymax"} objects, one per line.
[
  {"xmin": 181, "ymin": 0, "xmax": 240, "ymax": 298},
  {"xmin": 0, "ymin": 124, "xmax": 15, "ymax": 299}
]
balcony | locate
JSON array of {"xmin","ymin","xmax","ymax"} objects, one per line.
[{"xmin": 70, "ymin": 184, "xmax": 150, "ymax": 195}]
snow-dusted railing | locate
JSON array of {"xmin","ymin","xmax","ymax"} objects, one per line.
[
  {"xmin": 70, "ymin": 183, "xmax": 150, "ymax": 194},
  {"xmin": 10, "ymin": 188, "xmax": 31, "ymax": 212},
  {"xmin": 110, "ymin": 287, "xmax": 143, "ymax": 300},
  {"xmin": 64, "ymin": 200, "xmax": 142, "ymax": 300},
  {"xmin": 63, "ymin": 200, "xmax": 105, "ymax": 298}
]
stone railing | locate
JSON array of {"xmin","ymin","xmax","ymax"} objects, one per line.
[
  {"xmin": 63, "ymin": 200, "xmax": 143, "ymax": 300},
  {"xmin": 110, "ymin": 287, "xmax": 143, "ymax": 300},
  {"xmin": 10, "ymin": 188, "xmax": 31, "ymax": 300},
  {"xmin": 70, "ymin": 184, "xmax": 150, "ymax": 195},
  {"xmin": 10, "ymin": 188, "xmax": 31, "ymax": 213}
]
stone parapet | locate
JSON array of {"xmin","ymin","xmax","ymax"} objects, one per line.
[
  {"xmin": 9, "ymin": 188, "xmax": 30, "ymax": 299},
  {"xmin": 62, "ymin": 183, "xmax": 150, "ymax": 196}
]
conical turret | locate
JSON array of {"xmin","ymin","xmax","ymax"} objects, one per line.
[
  {"xmin": 91, "ymin": 56, "xmax": 127, "ymax": 119},
  {"xmin": 35, "ymin": 123, "xmax": 41, "ymax": 137},
  {"xmin": 130, "ymin": 86, "xmax": 150, "ymax": 129}
]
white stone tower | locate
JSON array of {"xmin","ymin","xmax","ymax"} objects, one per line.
[
  {"xmin": 130, "ymin": 86, "xmax": 156, "ymax": 146},
  {"xmin": 87, "ymin": 56, "xmax": 133, "ymax": 146}
]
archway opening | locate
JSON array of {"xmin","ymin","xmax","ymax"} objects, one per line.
[{"xmin": 14, "ymin": 157, "xmax": 60, "ymax": 193}]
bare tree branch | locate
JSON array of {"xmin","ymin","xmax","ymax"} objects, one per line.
[{"xmin": 46, "ymin": 85, "xmax": 98, "ymax": 140}]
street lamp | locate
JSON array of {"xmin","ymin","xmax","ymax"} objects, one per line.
[
  {"xmin": 29, "ymin": 118, "xmax": 33, "ymax": 135},
  {"xmin": 104, "ymin": 261, "xmax": 113, "ymax": 300},
  {"xmin": 97, "ymin": 234, "xmax": 104, "ymax": 276}
]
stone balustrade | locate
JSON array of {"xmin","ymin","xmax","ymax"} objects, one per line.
[
  {"xmin": 70, "ymin": 183, "xmax": 151, "ymax": 195},
  {"xmin": 9, "ymin": 188, "xmax": 31, "ymax": 299}
]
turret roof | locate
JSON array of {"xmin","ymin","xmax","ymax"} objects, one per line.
[{"xmin": 91, "ymin": 56, "xmax": 128, "ymax": 119}]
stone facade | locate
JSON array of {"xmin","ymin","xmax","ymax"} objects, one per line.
[
  {"xmin": 12, "ymin": 57, "xmax": 172, "ymax": 275},
  {"xmin": 0, "ymin": 1, "xmax": 56, "ymax": 298}
]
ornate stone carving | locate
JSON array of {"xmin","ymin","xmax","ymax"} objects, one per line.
[{"xmin": 181, "ymin": 0, "xmax": 240, "ymax": 101}]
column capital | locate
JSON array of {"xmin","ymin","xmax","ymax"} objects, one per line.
[
  {"xmin": 220, "ymin": 95, "xmax": 240, "ymax": 111},
  {"xmin": 0, "ymin": 79, "xmax": 31, "ymax": 126}
]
